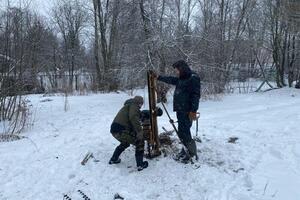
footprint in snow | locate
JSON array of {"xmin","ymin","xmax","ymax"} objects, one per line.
[
  {"xmin": 269, "ymin": 147, "xmax": 283, "ymax": 160},
  {"xmin": 68, "ymin": 174, "xmax": 76, "ymax": 179}
]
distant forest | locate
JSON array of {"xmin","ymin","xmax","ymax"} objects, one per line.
[{"xmin": 0, "ymin": 0, "xmax": 299, "ymax": 94}]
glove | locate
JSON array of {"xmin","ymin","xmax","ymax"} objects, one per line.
[
  {"xmin": 155, "ymin": 107, "xmax": 163, "ymax": 117},
  {"xmin": 189, "ymin": 112, "xmax": 197, "ymax": 121}
]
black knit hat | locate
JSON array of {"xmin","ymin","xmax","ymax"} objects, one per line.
[
  {"xmin": 156, "ymin": 107, "xmax": 163, "ymax": 117},
  {"xmin": 172, "ymin": 60, "xmax": 189, "ymax": 69},
  {"xmin": 172, "ymin": 60, "xmax": 191, "ymax": 79}
]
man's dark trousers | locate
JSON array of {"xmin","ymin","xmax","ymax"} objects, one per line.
[{"xmin": 176, "ymin": 112, "xmax": 197, "ymax": 157}]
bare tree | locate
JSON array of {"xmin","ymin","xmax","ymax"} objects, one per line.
[
  {"xmin": 0, "ymin": 2, "xmax": 33, "ymax": 135},
  {"xmin": 92, "ymin": 0, "xmax": 121, "ymax": 91},
  {"xmin": 52, "ymin": 0, "xmax": 88, "ymax": 91}
]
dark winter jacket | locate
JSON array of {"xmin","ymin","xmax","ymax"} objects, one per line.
[
  {"xmin": 158, "ymin": 66, "xmax": 201, "ymax": 112},
  {"xmin": 110, "ymin": 98, "xmax": 143, "ymax": 140}
]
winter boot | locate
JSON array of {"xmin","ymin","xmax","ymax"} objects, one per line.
[
  {"xmin": 109, "ymin": 158, "xmax": 121, "ymax": 164},
  {"xmin": 180, "ymin": 152, "xmax": 191, "ymax": 164},
  {"xmin": 186, "ymin": 140, "xmax": 198, "ymax": 160},
  {"xmin": 137, "ymin": 161, "xmax": 149, "ymax": 171},
  {"xmin": 136, "ymin": 150, "xmax": 148, "ymax": 171},
  {"xmin": 174, "ymin": 147, "xmax": 187, "ymax": 161},
  {"xmin": 109, "ymin": 143, "xmax": 129, "ymax": 164}
]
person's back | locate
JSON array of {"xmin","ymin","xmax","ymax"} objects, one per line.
[
  {"xmin": 111, "ymin": 98, "xmax": 141, "ymax": 134},
  {"xmin": 109, "ymin": 96, "xmax": 149, "ymax": 171}
]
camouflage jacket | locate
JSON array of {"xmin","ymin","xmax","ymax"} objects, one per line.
[{"xmin": 111, "ymin": 98, "xmax": 143, "ymax": 140}]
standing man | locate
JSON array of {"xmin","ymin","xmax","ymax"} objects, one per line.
[
  {"xmin": 156, "ymin": 60, "xmax": 201, "ymax": 163},
  {"xmin": 109, "ymin": 96, "xmax": 148, "ymax": 171}
]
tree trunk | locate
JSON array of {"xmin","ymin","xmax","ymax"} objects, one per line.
[{"xmin": 93, "ymin": 0, "xmax": 102, "ymax": 90}]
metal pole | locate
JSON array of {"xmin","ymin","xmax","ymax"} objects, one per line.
[{"xmin": 159, "ymin": 101, "xmax": 178, "ymax": 134}]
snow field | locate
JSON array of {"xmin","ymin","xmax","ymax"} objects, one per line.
[{"xmin": 1, "ymin": 88, "xmax": 300, "ymax": 200}]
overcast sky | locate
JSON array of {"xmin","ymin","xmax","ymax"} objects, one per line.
[
  {"xmin": 0, "ymin": 0, "xmax": 94, "ymax": 46},
  {"xmin": 0, "ymin": 0, "xmax": 56, "ymax": 16}
]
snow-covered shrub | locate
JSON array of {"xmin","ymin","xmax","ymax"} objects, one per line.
[
  {"xmin": 0, "ymin": 76, "xmax": 33, "ymax": 135},
  {"xmin": 0, "ymin": 96, "xmax": 32, "ymax": 136}
]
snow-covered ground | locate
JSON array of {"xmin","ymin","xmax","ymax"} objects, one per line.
[{"xmin": 1, "ymin": 88, "xmax": 300, "ymax": 200}]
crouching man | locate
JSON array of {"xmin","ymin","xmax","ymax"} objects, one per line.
[{"xmin": 109, "ymin": 96, "xmax": 148, "ymax": 171}]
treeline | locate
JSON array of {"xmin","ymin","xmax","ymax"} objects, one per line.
[{"xmin": 0, "ymin": 0, "xmax": 300, "ymax": 94}]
